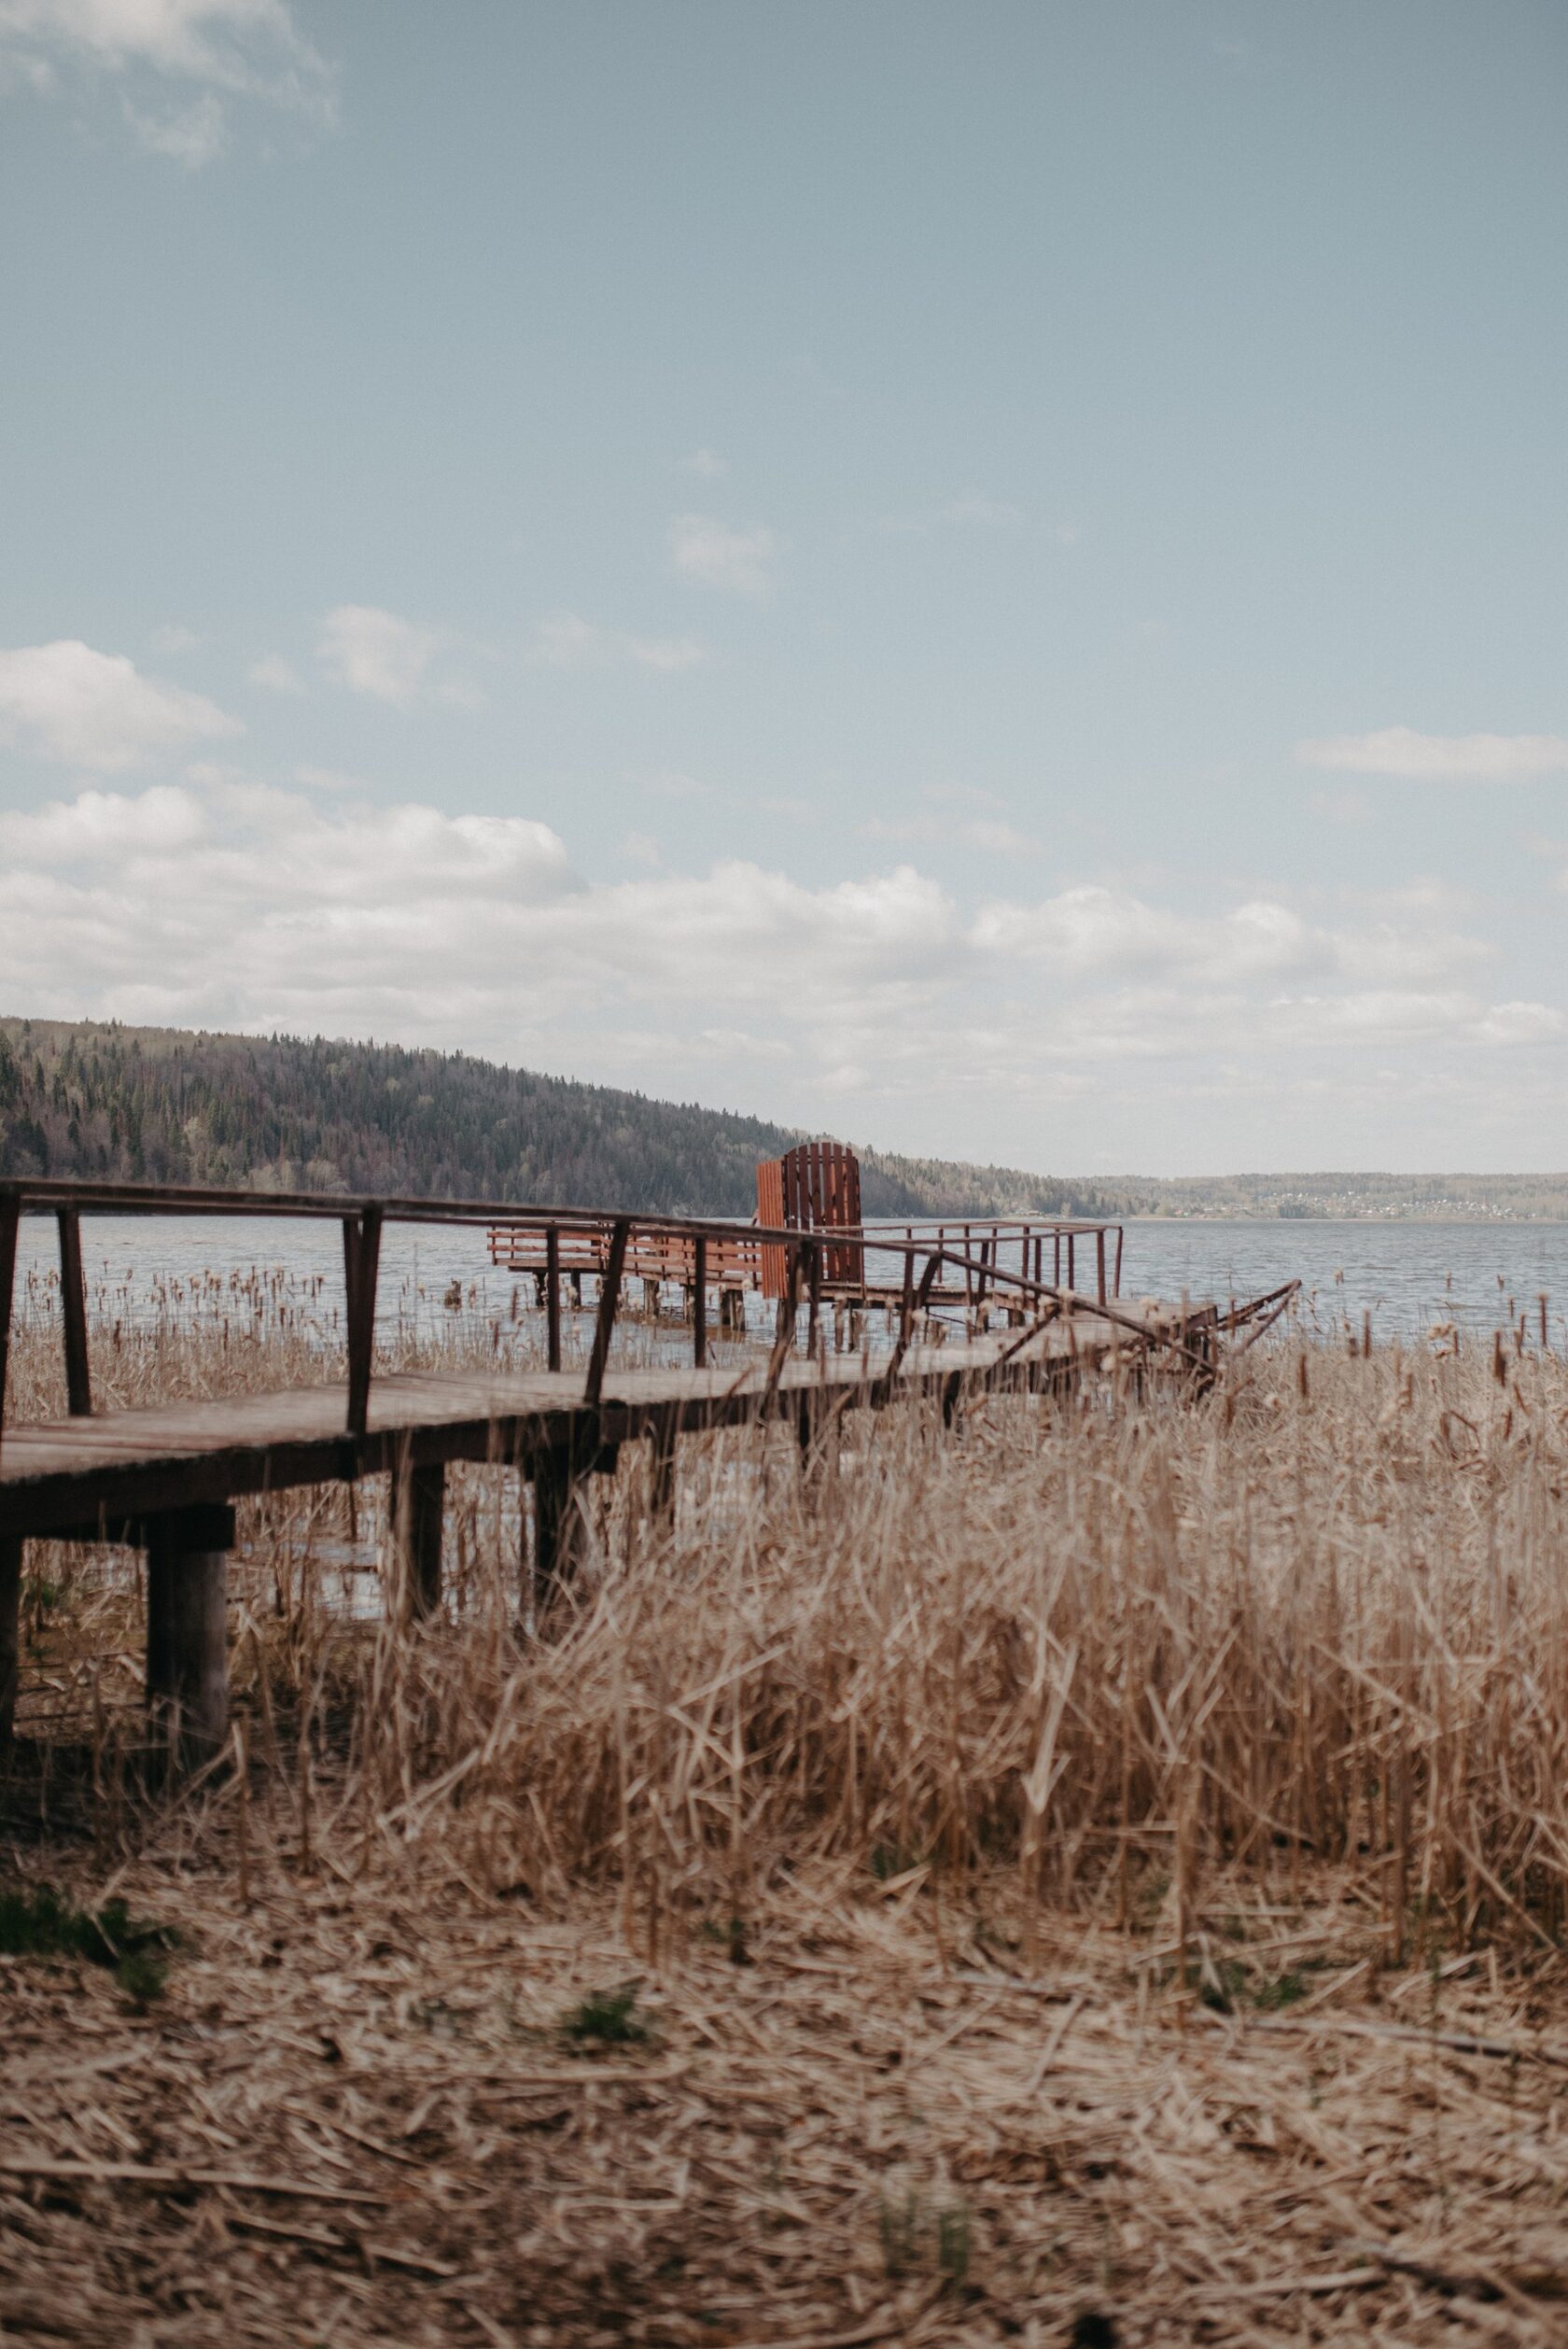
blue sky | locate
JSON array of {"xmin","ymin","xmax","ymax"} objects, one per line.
[{"xmin": 2, "ymin": 1, "xmax": 1566, "ymax": 1174}]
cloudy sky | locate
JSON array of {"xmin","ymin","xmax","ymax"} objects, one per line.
[{"xmin": 2, "ymin": 1, "xmax": 1566, "ymax": 1174}]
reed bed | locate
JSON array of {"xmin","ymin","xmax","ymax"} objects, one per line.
[{"xmin": 7, "ymin": 1298, "xmax": 1568, "ymax": 2342}]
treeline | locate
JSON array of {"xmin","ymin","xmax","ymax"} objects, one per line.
[{"xmin": 0, "ymin": 1018, "xmax": 1121, "ymax": 1220}]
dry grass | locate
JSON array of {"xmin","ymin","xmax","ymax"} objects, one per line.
[{"xmin": 7, "ymin": 1294, "xmax": 1568, "ymax": 2342}]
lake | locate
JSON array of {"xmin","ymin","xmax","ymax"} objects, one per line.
[{"xmin": 8, "ymin": 1211, "xmax": 1568, "ymax": 1347}]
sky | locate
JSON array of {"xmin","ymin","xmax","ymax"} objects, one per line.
[{"xmin": 2, "ymin": 1, "xmax": 1567, "ymax": 1175}]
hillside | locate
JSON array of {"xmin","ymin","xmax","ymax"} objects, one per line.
[{"xmin": 0, "ymin": 1017, "xmax": 1118, "ymax": 1220}]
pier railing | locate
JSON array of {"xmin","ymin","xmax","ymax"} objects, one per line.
[
  {"xmin": 486, "ymin": 1213, "xmax": 1124, "ymax": 1309},
  {"xmin": 0, "ymin": 1179, "xmax": 1129, "ymax": 1456}
]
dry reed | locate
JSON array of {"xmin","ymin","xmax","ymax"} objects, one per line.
[{"xmin": 7, "ymin": 1292, "xmax": 1568, "ymax": 2342}]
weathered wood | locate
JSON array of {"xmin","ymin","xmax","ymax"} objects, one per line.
[
  {"xmin": 391, "ymin": 1459, "xmax": 445, "ymax": 1619},
  {"xmin": 56, "ymin": 1206, "xmax": 91, "ymax": 1417},
  {"xmin": 0, "ymin": 1301, "xmax": 1215, "ymax": 1546},
  {"xmin": 583, "ymin": 1219, "xmax": 630, "ymax": 1407},
  {"xmin": 145, "ymin": 1504, "xmax": 233, "ymax": 1765},
  {"xmin": 532, "ymin": 1443, "xmax": 584, "ymax": 1599},
  {"xmin": 0, "ymin": 1192, "xmax": 19, "ymax": 1451},
  {"xmin": 0, "ymin": 1532, "xmax": 21, "ymax": 1748},
  {"xmin": 693, "ymin": 1235, "xmax": 707, "ymax": 1369},
  {"xmin": 647, "ymin": 1406, "xmax": 678, "ymax": 1527},
  {"xmin": 343, "ymin": 1206, "xmax": 383, "ymax": 1438},
  {"xmin": 545, "ymin": 1224, "xmax": 561, "ymax": 1371}
]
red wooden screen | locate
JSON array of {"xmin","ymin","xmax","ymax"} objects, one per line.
[{"xmin": 756, "ymin": 1141, "xmax": 862, "ymax": 1297}]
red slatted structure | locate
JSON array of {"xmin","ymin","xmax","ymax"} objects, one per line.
[{"xmin": 757, "ymin": 1140, "xmax": 863, "ymax": 1298}]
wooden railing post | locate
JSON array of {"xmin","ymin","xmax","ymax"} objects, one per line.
[
  {"xmin": 882, "ymin": 1250, "xmax": 941, "ymax": 1395},
  {"xmin": 806, "ymin": 1235, "xmax": 821, "ymax": 1356},
  {"xmin": 693, "ymin": 1233, "xmax": 707, "ymax": 1369},
  {"xmin": 0, "ymin": 1531, "xmax": 20, "ymax": 1751},
  {"xmin": 1097, "ymin": 1228, "xmax": 1107, "ymax": 1308},
  {"xmin": 545, "ymin": 1223, "xmax": 561, "ymax": 1372},
  {"xmin": 1113, "ymin": 1225, "xmax": 1125, "ymax": 1299},
  {"xmin": 583, "ymin": 1217, "xmax": 630, "ymax": 1407},
  {"xmin": 343, "ymin": 1205, "xmax": 383, "ymax": 1439},
  {"xmin": 56, "ymin": 1205, "xmax": 91, "ymax": 1417},
  {"xmin": 0, "ymin": 1192, "xmax": 19, "ymax": 1464}
]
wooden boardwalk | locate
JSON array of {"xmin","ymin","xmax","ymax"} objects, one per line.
[
  {"xmin": 0, "ymin": 1306, "xmax": 1172, "ymax": 1541},
  {"xmin": 0, "ymin": 1177, "xmax": 1291, "ymax": 1768}
]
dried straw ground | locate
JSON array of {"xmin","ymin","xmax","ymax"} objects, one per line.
[{"xmin": 7, "ymin": 1298, "xmax": 1568, "ymax": 2345}]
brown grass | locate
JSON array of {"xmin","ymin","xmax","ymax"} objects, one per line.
[{"xmin": 7, "ymin": 1294, "xmax": 1568, "ymax": 2342}]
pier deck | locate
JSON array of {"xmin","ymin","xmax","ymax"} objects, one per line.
[
  {"xmin": 0, "ymin": 1303, "xmax": 1175, "ymax": 1541},
  {"xmin": 0, "ymin": 1179, "xmax": 1291, "ymax": 1767}
]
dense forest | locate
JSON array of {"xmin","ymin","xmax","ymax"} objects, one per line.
[{"xmin": 0, "ymin": 1018, "xmax": 1119, "ymax": 1219}]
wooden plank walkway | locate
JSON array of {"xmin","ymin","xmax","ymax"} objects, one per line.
[
  {"xmin": 2, "ymin": 1178, "xmax": 1273, "ymax": 1768},
  {"xmin": 0, "ymin": 1307, "xmax": 1165, "ymax": 1540}
]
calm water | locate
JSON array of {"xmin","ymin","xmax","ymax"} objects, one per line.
[{"xmin": 11, "ymin": 1211, "xmax": 1568, "ymax": 1344}]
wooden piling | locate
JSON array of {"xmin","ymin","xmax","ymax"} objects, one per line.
[
  {"xmin": 532, "ymin": 1443, "xmax": 584, "ymax": 1601},
  {"xmin": 145, "ymin": 1504, "xmax": 232, "ymax": 1765},
  {"xmin": 0, "ymin": 1532, "xmax": 20, "ymax": 1748},
  {"xmin": 391, "ymin": 1459, "xmax": 445, "ymax": 1620},
  {"xmin": 647, "ymin": 1406, "xmax": 678, "ymax": 1528}
]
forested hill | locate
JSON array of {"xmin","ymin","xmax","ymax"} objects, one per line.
[{"xmin": 0, "ymin": 1017, "xmax": 1117, "ymax": 1219}]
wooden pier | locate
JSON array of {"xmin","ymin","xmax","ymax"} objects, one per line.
[{"xmin": 0, "ymin": 1177, "xmax": 1295, "ymax": 1767}]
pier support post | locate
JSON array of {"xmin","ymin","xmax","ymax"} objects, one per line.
[
  {"xmin": 533, "ymin": 1442, "xmax": 586, "ymax": 1604},
  {"xmin": 719, "ymin": 1288, "xmax": 746, "ymax": 1337},
  {"xmin": 145, "ymin": 1505, "xmax": 232, "ymax": 1767},
  {"xmin": 391, "ymin": 1460, "xmax": 445, "ymax": 1620},
  {"xmin": 531, "ymin": 1439, "xmax": 621, "ymax": 1607},
  {"xmin": 0, "ymin": 1533, "xmax": 21, "ymax": 1750},
  {"xmin": 647, "ymin": 1407, "xmax": 678, "ymax": 1530}
]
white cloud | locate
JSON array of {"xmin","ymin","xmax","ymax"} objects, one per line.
[
  {"xmin": 677, "ymin": 448, "xmax": 728, "ymax": 478},
  {"xmin": 1, "ymin": 784, "xmax": 1559, "ymax": 1160},
  {"xmin": 248, "ymin": 652, "xmax": 303, "ymax": 694},
  {"xmin": 0, "ymin": 639, "xmax": 240, "ymax": 769},
  {"xmin": 861, "ymin": 813, "xmax": 1039, "ymax": 857},
  {"xmin": 1306, "ymin": 785, "xmax": 1373, "ymax": 826},
  {"xmin": 1297, "ymin": 725, "xmax": 1568, "ymax": 781},
  {"xmin": 0, "ymin": 0, "xmax": 335, "ymax": 162},
  {"xmin": 316, "ymin": 605, "xmax": 441, "ymax": 705},
  {"xmin": 1465, "ymin": 1001, "xmax": 1567, "ymax": 1046},
  {"xmin": 937, "ymin": 496, "xmax": 1024, "ymax": 527},
  {"xmin": 124, "ymin": 84, "xmax": 223, "ymax": 162},
  {"xmin": 669, "ymin": 513, "xmax": 775, "ymax": 598},
  {"xmin": 531, "ymin": 612, "xmax": 707, "ymax": 673}
]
